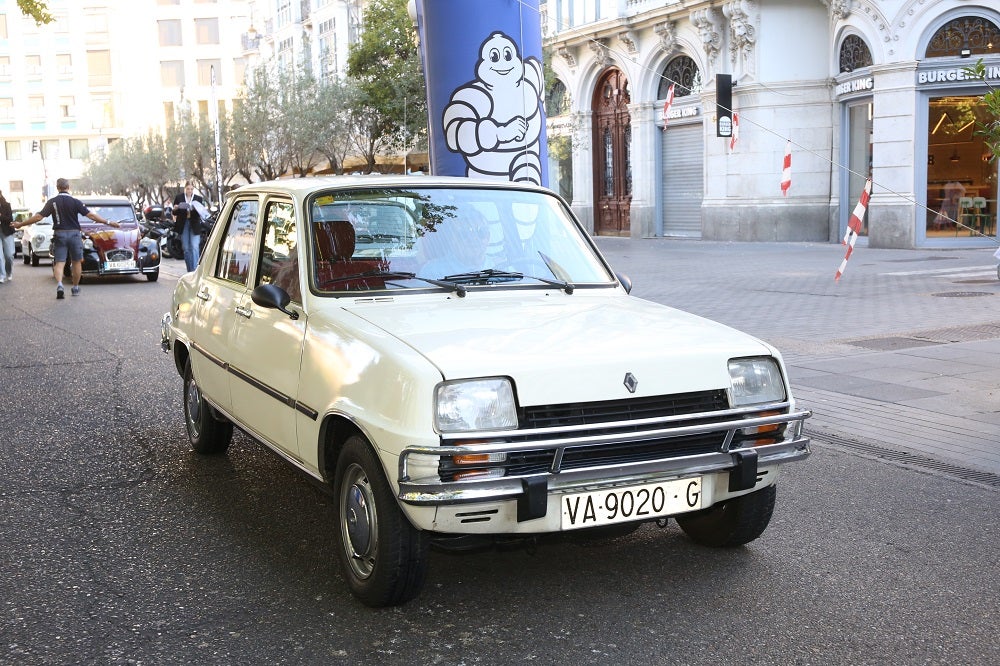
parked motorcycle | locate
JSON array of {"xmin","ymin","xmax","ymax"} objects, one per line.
[{"xmin": 143, "ymin": 205, "xmax": 183, "ymax": 260}]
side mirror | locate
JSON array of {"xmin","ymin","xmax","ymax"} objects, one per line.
[
  {"xmin": 251, "ymin": 283, "xmax": 299, "ymax": 320},
  {"xmin": 615, "ymin": 271, "xmax": 632, "ymax": 294}
]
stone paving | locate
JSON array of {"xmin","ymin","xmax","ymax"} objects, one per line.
[{"xmin": 594, "ymin": 237, "xmax": 1000, "ymax": 481}]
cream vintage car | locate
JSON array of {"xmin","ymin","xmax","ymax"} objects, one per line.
[{"xmin": 161, "ymin": 176, "xmax": 810, "ymax": 607}]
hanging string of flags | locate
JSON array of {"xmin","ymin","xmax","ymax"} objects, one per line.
[
  {"xmin": 835, "ymin": 177, "xmax": 873, "ymax": 281},
  {"xmin": 780, "ymin": 141, "xmax": 792, "ymax": 196},
  {"xmin": 661, "ymin": 83, "xmax": 675, "ymax": 128}
]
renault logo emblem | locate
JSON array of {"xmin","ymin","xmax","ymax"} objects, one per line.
[{"xmin": 623, "ymin": 372, "xmax": 638, "ymax": 394}]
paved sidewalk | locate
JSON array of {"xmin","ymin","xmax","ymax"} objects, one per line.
[{"xmin": 594, "ymin": 237, "xmax": 1000, "ymax": 482}]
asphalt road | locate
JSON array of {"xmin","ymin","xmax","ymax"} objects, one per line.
[{"xmin": 1, "ymin": 255, "xmax": 997, "ymax": 665}]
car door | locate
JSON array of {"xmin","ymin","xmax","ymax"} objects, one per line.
[
  {"xmin": 187, "ymin": 196, "xmax": 261, "ymax": 415},
  {"xmin": 227, "ymin": 197, "xmax": 306, "ymax": 460}
]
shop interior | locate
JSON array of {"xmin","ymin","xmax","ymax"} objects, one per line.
[{"xmin": 926, "ymin": 94, "xmax": 998, "ymax": 239}]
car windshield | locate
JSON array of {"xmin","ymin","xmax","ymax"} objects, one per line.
[
  {"xmin": 80, "ymin": 205, "xmax": 137, "ymax": 224},
  {"xmin": 308, "ymin": 186, "xmax": 614, "ymax": 294}
]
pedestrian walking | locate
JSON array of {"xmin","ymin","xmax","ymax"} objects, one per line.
[
  {"xmin": 172, "ymin": 182, "xmax": 207, "ymax": 272},
  {"xmin": 0, "ymin": 190, "xmax": 14, "ymax": 284},
  {"xmin": 13, "ymin": 178, "xmax": 119, "ymax": 299}
]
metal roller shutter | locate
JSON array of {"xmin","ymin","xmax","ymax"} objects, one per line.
[{"xmin": 661, "ymin": 124, "xmax": 704, "ymax": 237}]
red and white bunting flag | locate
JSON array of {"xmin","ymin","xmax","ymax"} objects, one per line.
[
  {"xmin": 780, "ymin": 141, "xmax": 792, "ymax": 196},
  {"xmin": 661, "ymin": 83, "xmax": 675, "ymax": 128},
  {"xmin": 835, "ymin": 177, "xmax": 872, "ymax": 281},
  {"xmin": 729, "ymin": 112, "xmax": 739, "ymax": 152}
]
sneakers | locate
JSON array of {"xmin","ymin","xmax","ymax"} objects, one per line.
[
  {"xmin": 71, "ymin": 286, "xmax": 80, "ymax": 297},
  {"xmin": 56, "ymin": 285, "xmax": 65, "ymax": 299}
]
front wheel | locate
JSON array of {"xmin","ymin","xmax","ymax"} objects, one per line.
[
  {"xmin": 31, "ymin": 249, "xmax": 39, "ymax": 266},
  {"xmin": 183, "ymin": 360, "xmax": 232, "ymax": 454},
  {"xmin": 334, "ymin": 436, "xmax": 429, "ymax": 607},
  {"xmin": 23, "ymin": 244, "xmax": 30, "ymax": 264},
  {"xmin": 146, "ymin": 270, "xmax": 159, "ymax": 282},
  {"xmin": 675, "ymin": 484, "xmax": 777, "ymax": 548}
]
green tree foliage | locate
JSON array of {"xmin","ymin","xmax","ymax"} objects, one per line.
[
  {"xmin": 82, "ymin": 131, "xmax": 171, "ymax": 207},
  {"xmin": 964, "ymin": 60, "xmax": 1000, "ymax": 162},
  {"xmin": 346, "ymin": 0, "xmax": 426, "ymax": 172},
  {"xmin": 17, "ymin": 0, "xmax": 53, "ymax": 24}
]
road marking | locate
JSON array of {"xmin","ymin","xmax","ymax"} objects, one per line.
[{"xmin": 880, "ymin": 265, "xmax": 996, "ymax": 277}]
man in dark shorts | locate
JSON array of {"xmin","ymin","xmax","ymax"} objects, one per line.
[{"xmin": 14, "ymin": 178, "xmax": 120, "ymax": 299}]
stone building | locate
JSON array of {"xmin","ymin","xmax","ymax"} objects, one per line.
[{"xmin": 542, "ymin": 0, "xmax": 999, "ymax": 248}]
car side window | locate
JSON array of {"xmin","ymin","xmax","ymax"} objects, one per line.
[
  {"xmin": 257, "ymin": 200, "xmax": 299, "ymax": 302},
  {"xmin": 216, "ymin": 199, "xmax": 259, "ymax": 287}
]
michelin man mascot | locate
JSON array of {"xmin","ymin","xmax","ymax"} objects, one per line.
[{"xmin": 442, "ymin": 32, "xmax": 545, "ymax": 185}]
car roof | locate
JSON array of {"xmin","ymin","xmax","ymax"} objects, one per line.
[
  {"xmin": 229, "ymin": 174, "xmax": 552, "ymax": 197},
  {"xmin": 78, "ymin": 196, "xmax": 134, "ymax": 206}
]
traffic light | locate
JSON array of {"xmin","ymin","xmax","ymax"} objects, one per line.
[{"xmin": 31, "ymin": 140, "xmax": 39, "ymax": 152}]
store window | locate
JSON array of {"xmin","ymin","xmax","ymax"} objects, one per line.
[
  {"xmin": 923, "ymin": 15, "xmax": 999, "ymax": 240},
  {"xmin": 925, "ymin": 95, "xmax": 997, "ymax": 238}
]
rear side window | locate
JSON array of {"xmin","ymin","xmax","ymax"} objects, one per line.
[{"xmin": 215, "ymin": 199, "xmax": 259, "ymax": 287}]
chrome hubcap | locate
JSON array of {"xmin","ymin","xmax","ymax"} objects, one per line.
[{"xmin": 341, "ymin": 464, "xmax": 377, "ymax": 579}]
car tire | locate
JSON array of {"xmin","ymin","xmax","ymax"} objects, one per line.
[
  {"xmin": 146, "ymin": 270, "xmax": 159, "ymax": 282},
  {"xmin": 183, "ymin": 360, "xmax": 232, "ymax": 455},
  {"xmin": 334, "ymin": 435, "xmax": 429, "ymax": 607},
  {"xmin": 23, "ymin": 243, "xmax": 31, "ymax": 264},
  {"xmin": 675, "ymin": 484, "xmax": 776, "ymax": 548},
  {"xmin": 31, "ymin": 250, "xmax": 39, "ymax": 266}
]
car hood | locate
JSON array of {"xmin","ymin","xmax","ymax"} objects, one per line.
[
  {"xmin": 82, "ymin": 223, "xmax": 141, "ymax": 250},
  {"xmin": 339, "ymin": 291, "xmax": 774, "ymax": 405}
]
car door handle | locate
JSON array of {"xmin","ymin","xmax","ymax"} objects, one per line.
[
  {"xmin": 235, "ymin": 305, "xmax": 253, "ymax": 319},
  {"xmin": 196, "ymin": 287, "xmax": 211, "ymax": 301}
]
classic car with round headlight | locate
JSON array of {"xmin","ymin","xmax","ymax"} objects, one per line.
[
  {"xmin": 160, "ymin": 176, "xmax": 810, "ymax": 607},
  {"xmin": 20, "ymin": 213, "xmax": 53, "ymax": 266},
  {"xmin": 69, "ymin": 196, "xmax": 160, "ymax": 281}
]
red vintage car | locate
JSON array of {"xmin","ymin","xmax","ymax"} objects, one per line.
[{"xmin": 70, "ymin": 196, "xmax": 161, "ymax": 282}]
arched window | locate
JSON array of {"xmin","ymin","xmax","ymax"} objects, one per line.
[
  {"xmin": 839, "ymin": 34, "xmax": 873, "ymax": 73},
  {"xmin": 925, "ymin": 16, "xmax": 1000, "ymax": 58},
  {"xmin": 545, "ymin": 79, "xmax": 571, "ymax": 116},
  {"xmin": 658, "ymin": 55, "xmax": 701, "ymax": 99}
]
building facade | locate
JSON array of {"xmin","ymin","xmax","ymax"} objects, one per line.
[
  {"xmin": 0, "ymin": 0, "xmax": 261, "ymax": 208},
  {"xmin": 543, "ymin": 0, "xmax": 1000, "ymax": 248}
]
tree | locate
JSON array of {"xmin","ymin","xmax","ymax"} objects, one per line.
[
  {"xmin": 230, "ymin": 63, "xmax": 292, "ymax": 182},
  {"xmin": 17, "ymin": 0, "xmax": 53, "ymax": 24},
  {"xmin": 964, "ymin": 60, "xmax": 999, "ymax": 162},
  {"xmin": 346, "ymin": 0, "xmax": 426, "ymax": 172}
]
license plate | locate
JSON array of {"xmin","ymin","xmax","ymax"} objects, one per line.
[
  {"xmin": 103, "ymin": 260, "xmax": 136, "ymax": 270},
  {"xmin": 561, "ymin": 477, "xmax": 703, "ymax": 530}
]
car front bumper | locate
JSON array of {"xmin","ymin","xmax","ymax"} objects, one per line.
[{"xmin": 397, "ymin": 407, "xmax": 811, "ymax": 531}]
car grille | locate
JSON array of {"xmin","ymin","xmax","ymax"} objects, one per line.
[
  {"xmin": 105, "ymin": 248, "xmax": 134, "ymax": 262},
  {"xmin": 438, "ymin": 390, "xmax": 747, "ymax": 480}
]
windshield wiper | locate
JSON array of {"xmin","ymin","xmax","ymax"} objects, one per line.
[
  {"xmin": 322, "ymin": 269, "xmax": 467, "ymax": 297},
  {"xmin": 443, "ymin": 269, "xmax": 574, "ymax": 294}
]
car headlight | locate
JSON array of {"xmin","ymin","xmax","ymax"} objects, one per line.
[
  {"xmin": 33, "ymin": 233, "xmax": 46, "ymax": 245},
  {"xmin": 434, "ymin": 378, "xmax": 518, "ymax": 433},
  {"xmin": 728, "ymin": 357, "xmax": 786, "ymax": 406},
  {"xmin": 83, "ymin": 237, "xmax": 94, "ymax": 250}
]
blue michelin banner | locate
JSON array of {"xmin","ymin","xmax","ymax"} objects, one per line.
[{"xmin": 413, "ymin": 0, "xmax": 548, "ymax": 187}]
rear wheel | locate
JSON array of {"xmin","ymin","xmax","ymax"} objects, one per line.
[
  {"xmin": 675, "ymin": 484, "xmax": 777, "ymax": 547},
  {"xmin": 334, "ymin": 436, "xmax": 429, "ymax": 607},
  {"xmin": 183, "ymin": 360, "xmax": 232, "ymax": 454}
]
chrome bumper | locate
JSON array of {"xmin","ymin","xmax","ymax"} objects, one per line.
[
  {"xmin": 160, "ymin": 312, "xmax": 172, "ymax": 353},
  {"xmin": 398, "ymin": 408, "xmax": 811, "ymax": 518}
]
